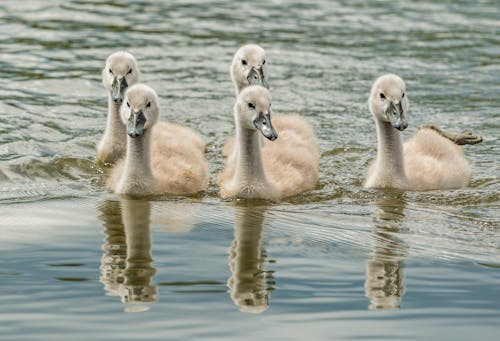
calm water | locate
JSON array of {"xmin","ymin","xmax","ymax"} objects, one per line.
[{"xmin": 0, "ymin": 0, "xmax": 499, "ymax": 340}]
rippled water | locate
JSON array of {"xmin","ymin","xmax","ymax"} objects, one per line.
[{"xmin": 1, "ymin": 1, "xmax": 499, "ymax": 340}]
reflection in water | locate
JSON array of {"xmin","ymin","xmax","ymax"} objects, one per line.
[
  {"xmin": 98, "ymin": 199, "xmax": 157, "ymax": 310},
  {"xmin": 99, "ymin": 200, "xmax": 126, "ymax": 297},
  {"xmin": 365, "ymin": 194, "xmax": 408, "ymax": 310},
  {"xmin": 227, "ymin": 205, "xmax": 275, "ymax": 314}
]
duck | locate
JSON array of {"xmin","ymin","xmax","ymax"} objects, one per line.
[
  {"xmin": 106, "ymin": 84, "xmax": 209, "ymax": 196},
  {"xmin": 97, "ymin": 51, "xmax": 140, "ymax": 164},
  {"xmin": 218, "ymin": 85, "xmax": 319, "ymax": 200},
  {"xmin": 364, "ymin": 74, "xmax": 480, "ymax": 190}
]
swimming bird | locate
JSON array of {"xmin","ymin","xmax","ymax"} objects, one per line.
[
  {"xmin": 218, "ymin": 85, "xmax": 319, "ymax": 200},
  {"xmin": 225, "ymin": 44, "xmax": 320, "ymax": 166},
  {"xmin": 97, "ymin": 51, "xmax": 140, "ymax": 164},
  {"xmin": 107, "ymin": 84, "xmax": 209, "ymax": 196},
  {"xmin": 365, "ymin": 74, "xmax": 478, "ymax": 190}
]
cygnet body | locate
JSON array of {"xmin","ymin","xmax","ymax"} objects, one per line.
[
  {"xmin": 218, "ymin": 85, "xmax": 319, "ymax": 200},
  {"xmin": 365, "ymin": 74, "xmax": 472, "ymax": 190},
  {"xmin": 225, "ymin": 44, "xmax": 320, "ymax": 171},
  {"xmin": 107, "ymin": 84, "xmax": 209, "ymax": 196}
]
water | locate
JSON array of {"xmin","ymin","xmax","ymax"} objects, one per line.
[{"xmin": 0, "ymin": 0, "xmax": 499, "ymax": 340}]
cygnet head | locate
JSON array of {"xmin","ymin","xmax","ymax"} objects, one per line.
[
  {"xmin": 231, "ymin": 44, "xmax": 269, "ymax": 92},
  {"xmin": 102, "ymin": 51, "xmax": 140, "ymax": 103},
  {"xmin": 235, "ymin": 85, "xmax": 278, "ymax": 141},
  {"xmin": 369, "ymin": 74, "xmax": 409, "ymax": 131},
  {"xmin": 120, "ymin": 84, "xmax": 159, "ymax": 138}
]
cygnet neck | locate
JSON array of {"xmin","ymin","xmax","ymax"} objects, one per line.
[
  {"xmin": 374, "ymin": 117, "xmax": 407, "ymax": 182},
  {"xmin": 231, "ymin": 68, "xmax": 248, "ymax": 97},
  {"xmin": 234, "ymin": 81, "xmax": 245, "ymax": 97},
  {"xmin": 104, "ymin": 96, "xmax": 126, "ymax": 142},
  {"xmin": 233, "ymin": 122, "xmax": 268, "ymax": 187},
  {"xmin": 122, "ymin": 128, "xmax": 154, "ymax": 182}
]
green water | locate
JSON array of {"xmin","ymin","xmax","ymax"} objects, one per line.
[{"xmin": 0, "ymin": 1, "xmax": 499, "ymax": 340}]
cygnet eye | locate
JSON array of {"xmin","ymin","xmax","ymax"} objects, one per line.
[
  {"xmin": 127, "ymin": 69, "xmax": 132, "ymax": 75},
  {"xmin": 262, "ymin": 60, "xmax": 266, "ymax": 65},
  {"xmin": 146, "ymin": 101, "xmax": 151, "ymax": 108},
  {"xmin": 242, "ymin": 59, "xmax": 247, "ymax": 66},
  {"xmin": 380, "ymin": 93, "xmax": 386, "ymax": 100},
  {"xmin": 109, "ymin": 68, "xmax": 113, "ymax": 75},
  {"xmin": 402, "ymin": 92, "xmax": 405, "ymax": 98},
  {"xmin": 126, "ymin": 102, "xmax": 130, "ymax": 108},
  {"xmin": 248, "ymin": 102, "xmax": 255, "ymax": 110}
]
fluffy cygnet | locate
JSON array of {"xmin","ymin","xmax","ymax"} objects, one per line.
[
  {"xmin": 107, "ymin": 84, "xmax": 209, "ymax": 196},
  {"xmin": 225, "ymin": 44, "xmax": 319, "ymax": 160},
  {"xmin": 365, "ymin": 74, "xmax": 476, "ymax": 190},
  {"xmin": 97, "ymin": 51, "xmax": 140, "ymax": 164},
  {"xmin": 218, "ymin": 85, "xmax": 319, "ymax": 200}
]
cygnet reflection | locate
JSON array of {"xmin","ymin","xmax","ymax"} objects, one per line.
[
  {"xmin": 227, "ymin": 204, "xmax": 275, "ymax": 313},
  {"xmin": 364, "ymin": 194, "xmax": 408, "ymax": 310},
  {"xmin": 99, "ymin": 200, "xmax": 126, "ymax": 296},
  {"xmin": 98, "ymin": 199, "xmax": 157, "ymax": 308}
]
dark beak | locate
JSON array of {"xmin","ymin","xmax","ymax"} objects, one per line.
[
  {"xmin": 386, "ymin": 101, "xmax": 408, "ymax": 131},
  {"xmin": 111, "ymin": 77, "xmax": 128, "ymax": 103},
  {"xmin": 127, "ymin": 110, "xmax": 146, "ymax": 138},
  {"xmin": 254, "ymin": 111, "xmax": 278, "ymax": 141},
  {"xmin": 247, "ymin": 67, "xmax": 269, "ymax": 89}
]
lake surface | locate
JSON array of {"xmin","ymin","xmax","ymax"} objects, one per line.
[{"xmin": 0, "ymin": 0, "xmax": 499, "ymax": 340}]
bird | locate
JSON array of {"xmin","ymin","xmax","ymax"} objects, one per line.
[
  {"xmin": 225, "ymin": 44, "xmax": 320, "ymax": 170},
  {"xmin": 218, "ymin": 85, "xmax": 319, "ymax": 200},
  {"xmin": 106, "ymin": 84, "xmax": 209, "ymax": 196},
  {"xmin": 364, "ymin": 74, "xmax": 479, "ymax": 190},
  {"xmin": 97, "ymin": 51, "xmax": 141, "ymax": 164}
]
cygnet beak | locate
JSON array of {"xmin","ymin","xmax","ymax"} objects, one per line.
[
  {"xmin": 386, "ymin": 101, "xmax": 408, "ymax": 131},
  {"xmin": 111, "ymin": 77, "xmax": 128, "ymax": 103},
  {"xmin": 254, "ymin": 111, "xmax": 278, "ymax": 141},
  {"xmin": 127, "ymin": 110, "xmax": 146, "ymax": 138},
  {"xmin": 247, "ymin": 67, "xmax": 268, "ymax": 89}
]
